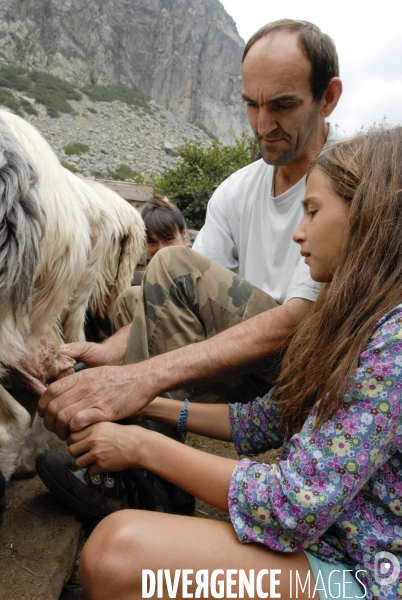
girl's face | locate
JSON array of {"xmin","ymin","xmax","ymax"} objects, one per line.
[
  {"xmin": 146, "ymin": 228, "xmax": 187, "ymax": 258},
  {"xmin": 293, "ymin": 168, "xmax": 350, "ymax": 283}
]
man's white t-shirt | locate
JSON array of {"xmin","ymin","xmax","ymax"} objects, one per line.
[{"xmin": 193, "ymin": 123, "xmax": 342, "ymax": 305}]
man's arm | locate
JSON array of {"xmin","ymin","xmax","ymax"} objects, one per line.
[
  {"xmin": 38, "ymin": 298, "xmax": 310, "ymax": 440},
  {"xmin": 59, "ymin": 323, "xmax": 132, "ymax": 368}
]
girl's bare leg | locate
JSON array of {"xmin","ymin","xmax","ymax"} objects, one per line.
[{"xmin": 80, "ymin": 510, "xmax": 313, "ymax": 600}]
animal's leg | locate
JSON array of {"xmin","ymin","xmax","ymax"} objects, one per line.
[
  {"xmin": 20, "ymin": 325, "xmax": 75, "ymax": 382},
  {"xmin": 0, "ymin": 385, "xmax": 31, "ymax": 481},
  {"xmin": 13, "ymin": 414, "xmax": 50, "ymax": 479}
]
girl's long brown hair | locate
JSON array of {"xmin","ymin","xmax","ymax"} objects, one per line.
[{"xmin": 272, "ymin": 126, "xmax": 402, "ymax": 435}]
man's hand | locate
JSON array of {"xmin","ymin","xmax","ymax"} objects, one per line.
[
  {"xmin": 37, "ymin": 363, "xmax": 159, "ymax": 441},
  {"xmin": 60, "ymin": 341, "xmax": 116, "ymax": 369},
  {"xmin": 60, "ymin": 324, "xmax": 133, "ymax": 369}
]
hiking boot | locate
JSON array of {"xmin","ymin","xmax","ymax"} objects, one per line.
[
  {"xmin": 155, "ymin": 476, "xmax": 196, "ymax": 516},
  {"xmin": 140, "ymin": 419, "xmax": 195, "ymax": 515},
  {"xmin": 36, "ymin": 451, "xmax": 171, "ymax": 522}
]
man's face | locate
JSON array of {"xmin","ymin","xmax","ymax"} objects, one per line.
[{"xmin": 242, "ymin": 32, "xmax": 323, "ymax": 167}]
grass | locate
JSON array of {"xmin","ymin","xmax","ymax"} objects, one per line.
[
  {"xmin": 63, "ymin": 142, "xmax": 89, "ymax": 156},
  {"xmin": 0, "ymin": 66, "xmax": 31, "ymax": 93},
  {"xmin": 81, "ymin": 84, "xmax": 151, "ymax": 111},
  {"xmin": 20, "ymin": 98, "xmax": 38, "ymax": 116},
  {"xmin": 60, "ymin": 160, "xmax": 79, "ymax": 173},
  {"xmin": 91, "ymin": 169, "xmax": 106, "ymax": 178},
  {"xmin": 0, "ymin": 87, "xmax": 22, "ymax": 114},
  {"xmin": 0, "ymin": 65, "xmax": 81, "ymax": 117},
  {"xmin": 108, "ymin": 164, "xmax": 144, "ymax": 182},
  {"xmin": 0, "ymin": 65, "xmax": 152, "ymax": 118}
]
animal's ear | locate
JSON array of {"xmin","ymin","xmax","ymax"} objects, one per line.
[{"xmin": 320, "ymin": 77, "xmax": 342, "ymax": 118}]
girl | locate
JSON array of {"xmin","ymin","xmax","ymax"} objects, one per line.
[
  {"xmin": 69, "ymin": 127, "xmax": 402, "ymax": 599},
  {"xmin": 142, "ymin": 195, "xmax": 188, "ymax": 258},
  {"xmin": 113, "ymin": 195, "xmax": 189, "ymax": 329}
]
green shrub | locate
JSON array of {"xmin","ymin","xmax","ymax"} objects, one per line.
[
  {"xmin": 60, "ymin": 160, "xmax": 79, "ymax": 173},
  {"xmin": 87, "ymin": 106, "xmax": 97, "ymax": 114},
  {"xmin": 81, "ymin": 84, "xmax": 151, "ymax": 110},
  {"xmin": 20, "ymin": 98, "xmax": 38, "ymax": 116},
  {"xmin": 0, "ymin": 66, "xmax": 32, "ymax": 93},
  {"xmin": 0, "ymin": 66, "xmax": 82, "ymax": 117},
  {"xmin": 108, "ymin": 164, "xmax": 144, "ymax": 182},
  {"xmin": 63, "ymin": 142, "xmax": 89, "ymax": 156},
  {"xmin": 28, "ymin": 71, "xmax": 82, "ymax": 100},
  {"xmin": 0, "ymin": 66, "xmax": 151, "ymax": 117},
  {"xmin": 151, "ymin": 134, "xmax": 254, "ymax": 229},
  {"xmin": 27, "ymin": 85, "xmax": 74, "ymax": 117},
  {"xmin": 0, "ymin": 87, "xmax": 22, "ymax": 114},
  {"xmin": 91, "ymin": 169, "xmax": 105, "ymax": 178}
]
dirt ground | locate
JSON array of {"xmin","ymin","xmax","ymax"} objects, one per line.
[
  {"xmin": 0, "ymin": 435, "xmax": 82, "ymax": 600},
  {"xmin": 58, "ymin": 433, "xmax": 280, "ymax": 600}
]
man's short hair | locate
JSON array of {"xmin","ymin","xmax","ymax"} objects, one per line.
[{"xmin": 242, "ymin": 19, "xmax": 339, "ymax": 102}]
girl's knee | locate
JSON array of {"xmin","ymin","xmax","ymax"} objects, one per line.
[{"xmin": 79, "ymin": 511, "xmax": 143, "ymax": 596}]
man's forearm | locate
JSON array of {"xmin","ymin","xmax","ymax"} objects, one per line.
[
  {"xmin": 138, "ymin": 298, "xmax": 310, "ymax": 395},
  {"xmin": 101, "ymin": 323, "xmax": 132, "ymax": 364},
  {"xmin": 42, "ymin": 298, "xmax": 309, "ymax": 439}
]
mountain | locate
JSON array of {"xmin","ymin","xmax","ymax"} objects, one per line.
[{"xmin": 0, "ymin": 0, "xmax": 249, "ymax": 144}]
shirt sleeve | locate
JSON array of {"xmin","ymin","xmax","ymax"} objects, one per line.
[
  {"xmin": 284, "ymin": 258, "xmax": 321, "ymax": 303},
  {"xmin": 228, "ymin": 305, "xmax": 402, "ymax": 553},
  {"xmin": 192, "ymin": 182, "xmax": 239, "ymax": 273},
  {"xmin": 229, "ymin": 392, "xmax": 285, "ymax": 455}
]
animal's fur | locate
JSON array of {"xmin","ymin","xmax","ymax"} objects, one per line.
[
  {"xmin": 0, "ymin": 110, "xmax": 91, "ymax": 338},
  {"xmin": 60, "ymin": 170, "xmax": 116, "ymax": 342},
  {"xmin": 0, "ymin": 109, "xmax": 145, "ymax": 484},
  {"xmin": 0, "ymin": 116, "xmax": 46, "ymax": 379},
  {"xmin": 0, "ymin": 385, "xmax": 31, "ymax": 481},
  {"xmin": 0, "ymin": 116, "xmax": 46, "ymax": 313},
  {"xmin": 84, "ymin": 179, "xmax": 145, "ymax": 319}
]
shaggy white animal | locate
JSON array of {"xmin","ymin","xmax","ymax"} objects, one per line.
[
  {"xmin": 61, "ymin": 173, "xmax": 145, "ymax": 340},
  {"xmin": 0, "ymin": 109, "xmax": 145, "ymax": 484},
  {"xmin": 84, "ymin": 178, "xmax": 145, "ymax": 320}
]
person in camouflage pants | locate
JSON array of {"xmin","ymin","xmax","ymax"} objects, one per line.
[{"xmin": 114, "ymin": 246, "xmax": 280, "ymax": 403}]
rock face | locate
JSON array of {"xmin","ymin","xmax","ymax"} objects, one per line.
[{"xmin": 0, "ymin": 0, "xmax": 249, "ymax": 144}]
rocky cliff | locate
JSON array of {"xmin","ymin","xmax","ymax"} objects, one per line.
[{"xmin": 0, "ymin": 0, "xmax": 249, "ymax": 143}]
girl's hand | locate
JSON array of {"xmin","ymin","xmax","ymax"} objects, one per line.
[{"xmin": 67, "ymin": 422, "xmax": 144, "ymax": 475}]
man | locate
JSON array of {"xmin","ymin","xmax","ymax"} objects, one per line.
[
  {"xmin": 38, "ymin": 19, "xmax": 342, "ymax": 472},
  {"xmin": 193, "ymin": 20, "xmax": 342, "ymax": 297}
]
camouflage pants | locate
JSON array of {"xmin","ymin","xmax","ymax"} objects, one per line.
[{"xmin": 114, "ymin": 246, "xmax": 280, "ymax": 403}]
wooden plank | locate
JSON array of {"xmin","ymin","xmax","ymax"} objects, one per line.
[{"xmin": 94, "ymin": 180, "xmax": 154, "ymax": 209}]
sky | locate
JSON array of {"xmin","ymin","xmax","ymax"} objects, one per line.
[{"xmin": 219, "ymin": 0, "xmax": 402, "ymax": 134}]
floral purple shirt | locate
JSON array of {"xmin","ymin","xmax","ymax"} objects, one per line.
[{"xmin": 228, "ymin": 305, "xmax": 402, "ymax": 600}]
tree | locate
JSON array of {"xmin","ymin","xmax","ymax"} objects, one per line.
[{"xmin": 152, "ymin": 134, "xmax": 254, "ymax": 229}]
